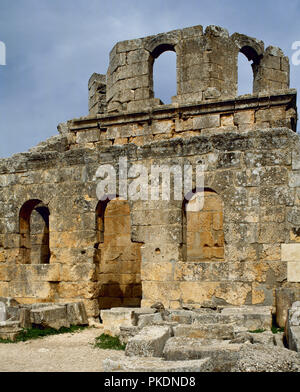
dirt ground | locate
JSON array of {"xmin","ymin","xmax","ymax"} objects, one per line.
[{"xmin": 0, "ymin": 327, "xmax": 125, "ymax": 372}]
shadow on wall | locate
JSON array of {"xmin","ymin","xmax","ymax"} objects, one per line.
[
  {"xmin": 99, "ymin": 280, "xmax": 142, "ymax": 309},
  {"xmin": 94, "ymin": 197, "xmax": 142, "ymax": 309}
]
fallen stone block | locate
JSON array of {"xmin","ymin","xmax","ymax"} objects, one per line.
[
  {"xmin": 163, "ymin": 337, "xmax": 242, "ymax": 371},
  {"xmin": 66, "ymin": 302, "xmax": 88, "ymax": 325},
  {"xmin": 173, "ymin": 323, "xmax": 234, "ymax": 339},
  {"xmin": 230, "ymin": 331, "xmax": 254, "ymax": 344},
  {"xmin": 221, "ymin": 306, "xmax": 272, "ymax": 330},
  {"xmin": 273, "ymin": 332, "xmax": 285, "ymax": 348},
  {"xmin": 286, "ymin": 301, "xmax": 300, "ymax": 351},
  {"xmin": 137, "ymin": 313, "xmax": 164, "ymax": 328},
  {"xmin": 288, "ymin": 326, "xmax": 300, "ymax": 352},
  {"xmin": 166, "ymin": 310, "xmax": 195, "ymax": 324},
  {"xmin": 19, "ymin": 307, "xmax": 32, "ymax": 329},
  {"xmin": 100, "ymin": 308, "xmax": 136, "ymax": 336},
  {"xmin": 132, "ymin": 308, "xmax": 156, "ymax": 326},
  {"xmin": 125, "ymin": 326, "xmax": 171, "ymax": 357},
  {"xmin": 164, "ymin": 338, "xmax": 300, "ymax": 372},
  {"xmin": 289, "ymin": 302, "xmax": 300, "ymax": 326},
  {"xmin": 275, "ymin": 287, "xmax": 300, "ymax": 328},
  {"xmin": 30, "ymin": 305, "xmax": 70, "ymax": 330},
  {"xmin": 0, "ymin": 320, "xmax": 20, "ymax": 329},
  {"xmin": 231, "ymin": 343, "xmax": 300, "ymax": 372},
  {"xmin": 250, "ymin": 331, "xmax": 275, "ymax": 346},
  {"xmin": 103, "ymin": 356, "xmax": 213, "ymax": 372},
  {"xmin": 6, "ymin": 306, "xmax": 20, "ymax": 321},
  {"xmin": 119, "ymin": 326, "xmax": 141, "ymax": 344},
  {"xmin": 0, "ymin": 320, "xmax": 22, "ymax": 341},
  {"xmin": 192, "ymin": 313, "xmax": 237, "ymax": 325}
]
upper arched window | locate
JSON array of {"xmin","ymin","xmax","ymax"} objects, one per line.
[
  {"xmin": 151, "ymin": 44, "xmax": 177, "ymax": 104},
  {"xmin": 238, "ymin": 46, "xmax": 261, "ymax": 96}
]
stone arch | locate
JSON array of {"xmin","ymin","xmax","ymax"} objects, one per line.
[
  {"xmin": 95, "ymin": 197, "xmax": 142, "ymax": 309},
  {"xmin": 239, "ymin": 46, "xmax": 262, "ymax": 94},
  {"xmin": 146, "ymin": 41, "xmax": 178, "ymax": 103},
  {"xmin": 231, "ymin": 33, "xmax": 264, "ymax": 95},
  {"xmin": 183, "ymin": 188, "xmax": 224, "ymax": 262},
  {"xmin": 19, "ymin": 199, "xmax": 50, "ymax": 264}
]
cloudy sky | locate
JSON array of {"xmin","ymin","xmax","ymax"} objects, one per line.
[{"xmin": 0, "ymin": 0, "xmax": 300, "ymax": 158}]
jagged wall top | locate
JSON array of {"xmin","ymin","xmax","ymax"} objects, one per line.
[{"xmin": 99, "ymin": 24, "xmax": 290, "ymax": 114}]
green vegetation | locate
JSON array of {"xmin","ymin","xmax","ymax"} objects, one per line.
[
  {"xmin": 248, "ymin": 326, "xmax": 285, "ymax": 334},
  {"xmin": 271, "ymin": 326, "xmax": 285, "ymax": 334},
  {"xmin": 0, "ymin": 325, "xmax": 86, "ymax": 344},
  {"xmin": 94, "ymin": 333, "xmax": 126, "ymax": 351},
  {"xmin": 248, "ymin": 329, "xmax": 266, "ymax": 333}
]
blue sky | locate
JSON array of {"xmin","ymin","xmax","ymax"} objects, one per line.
[{"xmin": 0, "ymin": 0, "xmax": 300, "ymax": 157}]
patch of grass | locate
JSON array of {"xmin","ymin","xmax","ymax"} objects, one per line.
[
  {"xmin": 94, "ymin": 333, "xmax": 126, "ymax": 351},
  {"xmin": 0, "ymin": 325, "xmax": 86, "ymax": 344},
  {"xmin": 248, "ymin": 329, "xmax": 266, "ymax": 333},
  {"xmin": 271, "ymin": 326, "xmax": 285, "ymax": 334}
]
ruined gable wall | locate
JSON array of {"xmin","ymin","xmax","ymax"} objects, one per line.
[{"xmin": 0, "ymin": 25, "xmax": 299, "ymax": 317}]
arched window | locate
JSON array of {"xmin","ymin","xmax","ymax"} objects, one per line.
[
  {"xmin": 95, "ymin": 198, "xmax": 142, "ymax": 309},
  {"xmin": 238, "ymin": 46, "xmax": 261, "ymax": 96},
  {"xmin": 184, "ymin": 189, "xmax": 224, "ymax": 261},
  {"xmin": 19, "ymin": 200, "xmax": 50, "ymax": 264},
  {"xmin": 151, "ymin": 44, "xmax": 177, "ymax": 104}
]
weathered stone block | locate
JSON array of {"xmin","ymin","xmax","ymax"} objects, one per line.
[
  {"xmin": 103, "ymin": 356, "xmax": 213, "ymax": 372},
  {"xmin": 163, "ymin": 337, "xmax": 241, "ymax": 371},
  {"xmin": 66, "ymin": 302, "xmax": 88, "ymax": 325},
  {"xmin": 287, "ymin": 261, "xmax": 300, "ymax": 282},
  {"xmin": 250, "ymin": 331, "xmax": 275, "ymax": 346},
  {"xmin": 275, "ymin": 288, "xmax": 300, "ymax": 327},
  {"xmin": 30, "ymin": 305, "xmax": 70, "ymax": 330},
  {"xmin": 221, "ymin": 306, "xmax": 272, "ymax": 330},
  {"xmin": 166, "ymin": 310, "xmax": 194, "ymax": 324},
  {"xmin": 288, "ymin": 326, "xmax": 300, "ymax": 352},
  {"xmin": 173, "ymin": 323, "xmax": 234, "ymax": 339},
  {"xmin": 19, "ymin": 307, "xmax": 31, "ymax": 328},
  {"xmin": 281, "ymin": 244, "xmax": 300, "ymax": 261},
  {"xmin": 137, "ymin": 313, "xmax": 164, "ymax": 328},
  {"xmin": 100, "ymin": 308, "xmax": 135, "ymax": 335},
  {"xmin": 193, "ymin": 114, "xmax": 220, "ymax": 129},
  {"xmin": 125, "ymin": 326, "xmax": 171, "ymax": 357}
]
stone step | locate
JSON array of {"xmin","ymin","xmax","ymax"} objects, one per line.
[
  {"xmin": 163, "ymin": 337, "xmax": 242, "ymax": 371},
  {"xmin": 163, "ymin": 337, "xmax": 300, "ymax": 372},
  {"xmin": 173, "ymin": 323, "xmax": 235, "ymax": 339},
  {"xmin": 103, "ymin": 356, "xmax": 213, "ymax": 372},
  {"xmin": 192, "ymin": 313, "xmax": 236, "ymax": 325},
  {"xmin": 220, "ymin": 306, "xmax": 272, "ymax": 331}
]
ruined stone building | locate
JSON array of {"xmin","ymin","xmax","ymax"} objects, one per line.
[{"xmin": 0, "ymin": 24, "xmax": 300, "ymax": 322}]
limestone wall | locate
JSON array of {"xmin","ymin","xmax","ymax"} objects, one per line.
[
  {"xmin": 0, "ymin": 25, "xmax": 299, "ymax": 318},
  {"xmin": 1, "ymin": 122, "xmax": 300, "ymax": 315}
]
